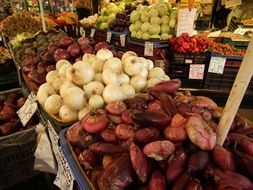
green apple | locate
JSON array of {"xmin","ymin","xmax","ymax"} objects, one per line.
[
  {"xmin": 158, "ymin": 4, "xmax": 168, "ymax": 17},
  {"xmin": 161, "ymin": 15, "xmax": 170, "ymax": 24},
  {"xmin": 161, "ymin": 24, "xmax": 170, "ymax": 33},
  {"xmin": 142, "ymin": 32, "xmax": 150, "ymax": 40},
  {"xmin": 149, "ymin": 24, "xmax": 161, "ymax": 35},
  {"xmin": 141, "ymin": 22, "xmax": 151, "ymax": 33},
  {"xmin": 141, "ymin": 12, "xmax": 150, "ymax": 23},
  {"xmin": 150, "ymin": 16, "xmax": 162, "ymax": 25}
]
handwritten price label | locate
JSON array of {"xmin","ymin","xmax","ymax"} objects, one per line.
[
  {"xmin": 144, "ymin": 42, "xmax": 154, "ymax": 56},
  {"xmin": 90, "ymin": 29, "xmax": 96, "ymax": 38},
  {"xmin": 80, "ymin": 27, "xmax": 85, "ymax": 37},
  {"xmin": 17, "ymin": 93, "xmax": 37, "ymax": 126},
  {"xmin": 208, "ymin": 56, "xmax": 226, "ymax": 74},
  {"xmin": 107, "ymin": 31, "xmax": 112, "ymax": 43},
  {"xmin": 189, "ymin": 64, "xmax": 205, "ymax": 80},
  {"xmin": 120, "ymin": 34, "xmax": 126, "ymax": 47}
]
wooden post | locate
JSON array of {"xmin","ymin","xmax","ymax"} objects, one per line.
[
  {"xmin": 216, "ymin": 36, "xmax": 253, "ymax": 146},
  {"xmin": 38, "ymin": 0, "xmax": 47, "ymax": 32}
]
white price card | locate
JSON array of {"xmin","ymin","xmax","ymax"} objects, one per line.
[
  {"xmin": 17, "ymin": 93, "xmax": 37, "ymax": 126},
  {"xmin": 189, "ymin": 64, "xmax": 205, "ymax": 79},
  {"xmin": 120, "ymin": 34, "xmax": 126, "ymax": 47},
  {"xmin": 64, "ymin": 26, "xmax": 67, "ymax": 32},
  {"xmin": 208, "ymin": 56, "xmax": 226, "ymax": 74},
  {"xmin": 80, "ymin": 27, "xmax": 85, "ymax": 37},
  {"xmin": 107, "ymin": 31, "xmax": 112, "ymax": 43},
  {"xmin": 144, "ymin": 42, "xmax": 154, "ymax": 56},
  {"xmin": 90, "ymin": 29, "xmax": 96, "ymax": 38}
]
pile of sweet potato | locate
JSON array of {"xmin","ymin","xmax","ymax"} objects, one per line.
[{"xmin": 66, "ymin": 80, "xmax": 253, "ymax": 190}]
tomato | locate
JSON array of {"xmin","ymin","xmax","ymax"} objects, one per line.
[{"xmin": 182, "ymin": 42, "xmax": 190, "ymax": 50}]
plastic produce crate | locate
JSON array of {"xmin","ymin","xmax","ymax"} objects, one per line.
[
  {"xmin": 0, "ymin": 88, "xmax": 38, "ymax": 189},
  {"xmin": 60, "ymin": 128, "xmax": 94, "ymax": 190}
]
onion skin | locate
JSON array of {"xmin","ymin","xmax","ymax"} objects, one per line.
[
  {"xmin": 130, "ymin": 143, "xmax": 149, "ymax": 182},
  {"xmin": 89, "ymin": 142, "xmax": 128, "ymax": 155},
  {"xmin": 149, "ymin": 170, "xmax": 166, "ymax": 190}
]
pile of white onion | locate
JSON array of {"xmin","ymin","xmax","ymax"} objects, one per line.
[{"xmin": 37, "ymin": 49, "xmax": 170, "ymax": 123}]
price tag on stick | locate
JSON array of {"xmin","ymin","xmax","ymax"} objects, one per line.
[
  {"xmin": 80, "ymin": 27, "xmax": 85, "ymax": 37},
  {"xmin": 120, "ymin": 34, "xmax": 126, "ymax": 47},
  {"xmin": 90, "ymin": 29, "xmax": 96, "ymax": 38},
  {"xmin": 208, "ymin": 56, "xmax": 226, "ymax": 74},
  {"xmin": 106, "ymin": 31, "xmax": 112, "ymax": 43},
  {"xmin": 144, "ymin": 42, "xmax": 154, "ymax": 56},
  {"xmin": 17, "ymin": 93, "xmax": 37, "ymax": 126},
  {"xmin": 189, "ymin": 64, "xmax": 205, "ymax": 79}
]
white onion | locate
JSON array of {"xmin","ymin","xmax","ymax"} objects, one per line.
[
  {"xmin": 82, "ymin": 53, "xmax": 97, "ymax": 63},
  {"xmin": 139, "ymin": 68, "xmax": 148, "ymax": 78},
  {"xmin": 44, "ymin": 95, "xmax": 62, "ymax": 115},
  {"xmin": 162, "ymin": 75, "xmax": 171, "ymax": 81},
  {"xmin": 148, "ymin": 67, "xmax": 165, "ymax": 80},
  {"xmin": 52, "ymin": 77, "xmax": 66, "ymax": 92},
  {"xmin": 138, "ymin": 57, "xmax": 149, "ymax": 70},
  {"xmin": 83, "ymin": 81, "xmax": 104, "ymax": 97},
  {"xmin": 123, "ymin": 56, "xmax": 145, "ymax": 76},
  {"xmin": 102, "ymin": 84, "xmax": 125, "ymax": 103},
  {"xmin": 118, "ymin": 73, "xmax": 130, "ymax": 84},
  {"xmin": 37, "ymin": 83, "xmax": 56, "ymax": 106},
  {"xmin": 102, "ymin": 69, "xmax": 118, "ymax": 85},
  {"xmin": 103, "ymin": 57, "xmax": 122, "ymax": 73},
  {"xmin": 146, "ymin": 59, "xmax": 154, "ymax": 71},
  {"xmin": 146, "ymin": 78, "xmax": 161, "ymax": 89},
  {"xmin": 92, "ymin": 59, "xmax": 104, "ymax": 73},
  {"xmin": 65, "ymin": 66, "xmax": 73, "ymax": 81},
  {"xmin": 46, "ymin": 70, "xmax": 58, "ymax": 84},
  {"xmin": 120, "ymin": 84, "xmax": 135, "ymax": 99},
  {"xmin": 69, "ymin": 61, "xmax": 94, "ymax": 85},
  {"xmin": 56, "ymin": 59, "xmax": 71, "ymax": 71},
  {"xmin": 63, "ymin": 87, "xmax": 86, "ymax": 110},
  {"xmin": 59, "ymin": 105, "xmax": 78, "ymax": 123},
  {"xmin": 94, "ymin": 73, "xmax": 103, "ymax": 83},
  {"xmin": 58, "ymin": 64, "xmax": 72, "ymax": 78},
  {"xmin": 130, "ymin": 75, "xmax": 147, "ymax": 92},
  {"xmin": 88, "ymin": 95, "xmax": 104, "ymax": 109},
  {"xmin": 78, "ymin": 107, "xmax": 91, "ymax": 120},
  {"xmin": 60, "ymin": 81, "xmax": 77, "ymax": 97},
  {"xmin": 96, "ymin": 48, "xmax": 113, "ymax": 61},
  {"xmin": 121, "ymin": 51, "xmax": 137, "ymax": 62}
]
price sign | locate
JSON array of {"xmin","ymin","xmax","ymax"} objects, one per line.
[
  {"xmin": 144, "ymin": 42, "xmax": 154, "ymax": 56},
  {"xmin": 64, "ymin": 26, "xmax": 67, "ymax": 32},
  {"xmin": 106, "ymin": 31, "xmax": 112, "ymax": 43},
  {"xmin": 208, "ymin": 56, "xmax": 226, "ymax": 74},
  {"xmin": 189, "ymin": 64, "xmax": 205, "ymax": 79},
  {"xmin": 47, "ymin": 122, "xmax": 74, "ymax": 190},
  {"xmin": 17, "ymin": 93, "xmax": 37, "ymax": 126},
  {"xmin": 80, "ymin": 27, "xmax": 85, "ymax": 37},
  {"xmin": 90, "ymin": 29, "xmax": 96, "ymax": 38},
  {"xmin": 120, "ymin": 34, "xmax": 126, "ymax": 47}
]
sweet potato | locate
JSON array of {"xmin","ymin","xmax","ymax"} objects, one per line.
[
  {"xmin": 132, "ymin": 110, "xmax": 171, "ymax": 127},
  {"xmin": 212, "ymin": 146, "xmax": 236, "ymax": 171},
  {"xmin": 121, "ymin": 109, "xmax": 134, "ymax": 124},
  {"xmin": 171, "ymin": 172, "xmax": 190, "ymax": 190},
  {"xmin": 107, "ymin": 114, "xmax": 122, "ymax": 124},
  {"xmin": 143, "ymin": 140, "xmax": 175, "ymax": 161},
  {"xmin": 170, "ymin": 114, "xmax": 187, "ymax": 128},
  {"xmin": 160, "ymin": 93, "xmax": 177, "ymax": 116},
  {"xmin": 216, "ymin": 180, "xmax": 242, "ymax": 190},
  {"xmin": 233, "ymin": 149, "xmax": 253, "ymax": 177},
  {"xmin": 150, "ymin": 80, "xmax": 181, "ymax": 95},
  {"xmin": 202, "ymin": 110, "xmax": 212, "ymax": 121},
  {"xmin": 190, "ymin": 96, "xmax": 217, "ymax": 109},
  {"xmin": 105, "ymin": 102, "xmax": 127, "ymax": 116},
  {"xmin": 149, "ymin": 170, "xmax": 166, "ymax": 190},
  {"xmin": 166, "ymin": 147, "xmax": 188, "ymax": 184},
  {"xmin": 164, "ymin": 126, "xmax": 187, "ymax": 142},
  {"xmin": 130, "ymin": 143, "xmax": 148, "ymax": 182},
  {"xmin": 97, "ymin": 154, "xmax": 135, "ymax": 190},
  {"xmin": 228, "ymin": 133, "xmax": 253, "ymax": 156},
  {"xmin": 233, "ymin": 128, "xmax": 253, "ymax": 136},
  {"xmin": 186, "ymin": 178, "xmax": 202, "ymax": 190},
  {"xmin": 82, "ymin": 114, "xmax": 109, "ymax": 133},
  {"xmin": 100, "ymin": 128, "xmax": 118, "ymax": 144},
  {"xmin": 134, "ymin": 127, "xmax": 160, "ymax": 144},
  {"xmin": 78, "ymin": 149, "xmax": 97, "ymax": 170},
  {"xmin": 206, "ymin": 167, "xmax": 253, "ymax": 190},
  {"xmin": 115, "ymin": 124, "xmax": 135, "ymax": 140},
  {"xmin": 119, "ymin": 139, "xmax": 134, "ymax": 150},
  {"xmin": 147, "ymin": 100, "xmax": 162, "ymax": 112},
  {"xmin": 176, "ymin": 103, "xmax": 191, "ymax": 118},
  {"xmin": 89, "ymin": 142, "xmax": 128, "ymax": 154},
  {"xmin": 187, "ymin": 150, "xmax": 209, "ymax": 173},
  {"xmin": 186, "ymin": 116, "xmax": 216, "ymax": 150}
]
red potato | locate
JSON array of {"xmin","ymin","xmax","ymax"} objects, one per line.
[
  {"xmin": 89, "ymin": 142, "xmax": 128, "ymax": 154},
  {"xmin": 132, "ymin": 110, "xmax": 171, "ymax": 128},
  {"xmin": 186, "ymin": 178, "xmax": 202, "ymax": 190},
  {"xmin": 121, "ymin": 109, "xmax": 134, "ymax": 124},
  {"xmin": 186, "ymin": 116, "xmax": 216, "ymax": 150},
  {"xmin": 149, "ymin": 170, "xmax": 166, "ymax": 190},
  {"xmin": 176, "ymin": 103, "xmax": 192, "ymax": 118},
  {"xmin": 105, "ymin": 102, "xmax": 127, "ymax": 116},
  {"xmin": 216, "ymin": 180, "xmax": 242, "ymax": 190},
  {"xmin": 102, "ymin": 155, "xmax": 114, "ymax": 168},
  {"xmin": 16, "ymin": 97, "xmax": 26, "ymax": 109},
  {"xmin": 115, "ymin": 124, "xmax": 135, "ymax": 140},
  {"xmin": 160, "ymin": 93, "xmax": 177, "ymax": 116},
  {"xmin": 166, "ymin": 147, "xmax": 188, "ymax": 184},
  {"xmin": 150, "ymin": 80, "xmax": 181, "ymax": 95},
  {"xmin": 171, "ymin": 172, "xmax": 191, "ymax": 190},
  {"xmin": 164, "ymin": 126, "xmax": 187, "ymax": 142},
  {"xmin": 78, "ymin": 149, "xmax": 97, "ymax": 170},
  {"xmin": 0, "ymin": 119, "xmax": 20, "ymax": 135},
  {"xmin": 212, "ymin": 146, "xmax": 236, "ymax": 171},
  {"xmin": 0, "ymin": 105, "xmax": 16, "ymax": 121},
  {"xmin": 143, "ymin": 140, "xmax": 175, "ymax": 161},
  {"xmin": 82, "ymin": 114, "xmax": 109, "ymax": 133},
  {"xmin": 170, "ymin": 114, "xmax": 187, "ymax": 128},
  {"xmin": 147, "ymin": 100, "xmax": 162, "ymax": 112},
  {"xmin": 107, "ymin": 114, "xmax": 122, "ymax": 124},
  {"xmin": 134, "ymin": 127, "xmax": 160, "ymax": 144},
  {"xmin": 187, "ymin": 150, "xmax": 209, "ymax": 173},
  {"xmin": 190, "ymin": 96, "xmax": 217, "ymax": 109},
  {"xmin": 206, "ymin": 167, "xmax": 253, "ymax": 190},
  {"xmin": 5, "ymin": 93, "xmax": 18, "ymax": 105},
  {"xmin": 97, "ymin": 154, "xmax": 135, "ymax": 190},
  {"xmin": 100, "ymin": 128, "xmax": 118, "ymax": 144},
  {"xmin": 130, "ymin": 143, "xmax": 148, "ymax": 182}
]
